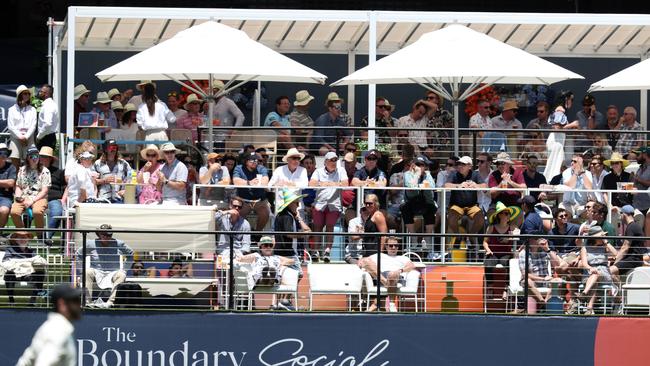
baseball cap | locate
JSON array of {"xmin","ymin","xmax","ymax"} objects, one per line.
[
  {"xmin": 458, "ymin": 156, "xmax": 473, "ymax": 165},
  {"xmin": 26, "ymin": 145, "xmax": 39, "ymax": 156},
  {"xmin": 518, "ymin": 195, "xmax": 537, "ymax": 206},
  {"xmin": 51, "ymin": 284, "xmax": 82, "ymax": 303},
  {"xmin": 343, "ymin": 152, "xmax": 356, "ymax": 163},
  {"xmin": 621, "ymin": 205, "xmax": 635, "ymax": 215},
  {"xmin": 259, "ymin": 236, "xmax": 274, "ymax": 246},
  {"xmin": 582, "ymin": 94, "xmax": 595, "ymax": 106},
  {"xmin": 588, "ymin": 225, "xmax": 605, "ymax": 236},
  {"xmin": 324, "ymin": 151, "xmax": 338, "ymax": 160},
  {"xmin": 365, "ymin": 149, "xmax": 381, "ymax": 159},
  {"xmin": 79, "ymin": 151, "xmax": 95, "ymax": 160},
  {"xmin": 414, "ymin": 155, "xmax": 430, "ymax": 166},
  {"xmin": 244, "ymin": 152, "xmax": 260, "ymax": 162}
]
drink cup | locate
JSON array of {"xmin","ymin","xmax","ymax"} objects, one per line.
[
  {"xmin": 142, "ymin": 172, "xmax": 150, "ymax": 184},
  {"xmin": 256, "ymin": 174, "xmax": 263, "ymax": 186}
]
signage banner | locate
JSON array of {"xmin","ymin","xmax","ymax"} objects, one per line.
[{"xmin": 0, "ymin": 311, "xmax": 601, "ymax": 366}]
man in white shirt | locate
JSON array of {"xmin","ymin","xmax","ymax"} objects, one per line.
[
  {"xmin": 8, "ymin": 85, "xmax": 37, "ymax": 166},
  {"xmin": 268, "ymin": 148, "xmax": 308, "ymax": 210},
  {"xmin": 159, "ymin": 143, "xmax": 188, "ymax": 205},
  {"xmin": 359, "ymin": 237, "xmax": 415, "ymax": 312},
  {"xmin": 67, "ymin": 151, "xmax": 97, "ymax": 207},
  {"xmin": 397, "ymin": 101, "xmax": 429, "ymax": 153},
  {"xmin": 560, "ymin": 154, "xmax": 594, "ymax": 218},
  {"xmin": 36, "ymin": 84, "xmax": 59, "ymax": 150},
  {"xmin": 16, "ymin": 284, "xmax": 82, "ymax": 366}
]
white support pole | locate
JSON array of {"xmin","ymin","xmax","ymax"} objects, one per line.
[
  {"xmin": 367, "ymin": 12, "xmax": 377, "ymax": 150},
  {"xmin": 641, "ymin": 55, "xmax": 648, "ymax": 130},
  {"xmin": 255, "ymin": 80, "xmax": 261, "ymax": 127},
  {"xmin": 65, "ymin": 7, "xmax": 77, "ymax": 160},
  {"xmin": 347, "ymin": 51, "xmax": 356, "ymax": 126},
  {"xmin": 53, "ymin": 24, "xmax": 63, "ymax": 166},
  {"xmin": 208, "ymin": 73, "xmax": 215, "ymax": 152}
]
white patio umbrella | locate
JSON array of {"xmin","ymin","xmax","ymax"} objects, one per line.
[
  {"xmin": 96, "ymin": 21, "xmax": 326, "ymax": 148},
  {"xmin": 331, "ymin": 24, "xmax": 583, "ymax": 153},
  {"xmin": 588, "ymin": 58, "xmax": 650, "ymax": 92}
]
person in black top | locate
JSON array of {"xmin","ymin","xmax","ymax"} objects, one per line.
[
  {"xmin": 39, "ymin": 146, "xmax": 65, "ymax": 244},
  {"xmin": 0, "ymin": 143, "xmax": 16, "ymax": 231},
  {"xmin": 273, "ymin": 189, "xmax": 311, "ymax": 264},
  {"xmin": 602, "ymin": 152, "xmax": 633, "ymax": 208},
  {"xmin": 352, "ymin": 150, "xmax": 387, "ymax": 207},
  {"xmin": 2, "ymin": 231, "xmax": 45, "ymax": 304},
  {"xmin": 522, "ymin": 154, "xmax": 547, "ymax": 201},
  {"xmin": 611, "ymin": 205, "xmax": 646, "ymax": 281}
]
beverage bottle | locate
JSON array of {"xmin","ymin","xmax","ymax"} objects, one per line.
[{"xmin": 131, "ymin": 170, "xmax": 137, "ymax": 184}]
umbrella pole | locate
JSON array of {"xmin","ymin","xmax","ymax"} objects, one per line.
[
  {"xmin": 208, "ymin": 74, "xmax": 215, "ymax": 152},
  {"xmin": 453, "ymin": 100, "xmax": 460, "ymax": 156}
]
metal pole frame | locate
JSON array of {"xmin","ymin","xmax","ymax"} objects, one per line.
[
  {"xmin": 65, "ymin": 7, "xmax": 77, "ymax": 162},
  {"xmin": 81, "ymin": 231, "xmax": 87, "ymax": 306},
  {"xmin": 367, "ymin": 12, "xmax": 377, "ymax": 151}
]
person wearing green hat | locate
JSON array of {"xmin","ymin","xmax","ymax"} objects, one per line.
[
  {"xmin": 482, "ymin": 201, "xmax": 521, "ymax": 296},
  {"xmin": 274, "ymin": 188, "xmax": 311, "ymax": 262}
]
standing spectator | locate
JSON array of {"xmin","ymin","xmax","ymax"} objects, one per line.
[
  {"xmin": 632, "ymin": 147, "xmax": 650, "ymax": 213},
  {"xmin": 387, "ymin": 143, "xmax": 415, "ymax": 180},
  {"xmin": 215, "ymin": 198, "xmax": 251, "ymax": 258},
  {"xmin": 0, "ymin": 143, "xmax": 16, "ymax": 230},
  {"xmin": 522, "ymin": 153, "xmax": 547, "ymax": 201},
  {"xmin": 175, "ymin": 94, "xmax": 203, "ymax": 143},
  {"xmin": 137, "ymin": 145, "xmax": 163, "ymax": 204},
  {"xmin": 403, "ymin": 155, "xmax": 436, "ymax": 236},
  {"xmin": 264, "ymin": 96, "xmax": 293, "ymax": 151},
  {"xmin": 425, "ymin": 91, "xmax": 455, "ymax": 157},
  {"xmin": 491, "ymin": 100, "xmax": 523, "ymax": 153},
  {"xmin": 313, "ymin": 93, "xmax": 351, "ymax": 156},
  {"xmin": 543, "ymin": 97, "xmax": 571, "ymax": 181},
  {"xmin": 362, "ymin": 193, "xmax": 388, "ymax": 255},
  {"xmin": 468, "ymin": 99, "xmax": 493, "ymax": 139},
  {"xmin": 475, "ymin": 152, "xmax": 493, "ymax": 213},
  {"xmin": 93, "ymin": 139, "xmax": 132, "ymax": 203},
  {"xmin": 289, "ymin": 90, "xmax": 315, "ymax": 152},
  {"xmin": 159, "ymin": 143, "xmax": 188, "ymax": 205},
  {"xmin": 166, "ymin": 91, "xmax": 187, "ymax": 126},
  {"xmin": 66, "ymin": 151, "xmax": 97, "ymax": 207},
  {"xmin": 35, "ymin": 84, "xmax": 58, "ymax": 150},
  {"xmin": 351, "ymin": 150, "xmax": 387, "ymax": 207},
  {"xmin": 8, "ymin": 85, "xmax": 37, "ymax": 166},
  {"xmin": 445, "ymin": 155, "xmax": 486, "ymax": 247},
  {"xmin": 519, "ymin": 195, "xmax": 543, "ymax": 235},
  {"xmin": 40, "ymin": 146, "xmax": 64, "ymax": 243},
  {"xmin": 605, "ymin": 105, "xmax": 621, "ymax": 148},
  {"xmin": 610, "ymin": 205, "xmax": 646, "ymax": 282},
  {"xmin": 483, "ymin": 202, "xmax": 520, "ymax": 295},
  {"xmin": 117, "ymin": 103, "xmax": 138, "ymax": 155},
  {"xmin": 615, "ymin": 106, "xmax": 644, "ymax": 155},
  {"xmin": 397, "ymin": 100, "xmax": 429, "ymax": 153},
  {"xmin": 91, "ymin": 92, "xmax": 118, "ymax": 131},
  {"xmin": 588, "ymin": 155, "xmax": 608, "ymax": 203},
  {"xmin": 11, "ymin": 146, "xmax": 50, "ymax": 231},
  {"xmin": 233, "ymin": 152, "xmax": 271, "ymax": 233},
  {"xmin": 73, "ymin": 84, "xmax": 91, "ymax": 128},
  {"xmin": 346, "ymin": 207, "xmax": 369, "ymax": 264},
  {"xmin": 211, "ymin": 81, "xmax": 245, "ymax": 151},
  {"xmin": 274, "ymin": 189, "xmax": 311, "ymax": 267},
  {"xmin": 136, "ymin": 83, "xmax": 175, "ymax": 141},
  {"xmin": 77, "ymin": 224, "xmax": 134, "ymax": 308},
  {"xmin": 16, "ymin": 284, "xmax": 82, "ymax": 366},
  {"xmin": 268, "ymin": 148, "xmax": 309, "ymax": 210},
  {"xmin": 361, "ymin": 97, "xmax": 398, "ymax": 145},
  {"xmin": 488, "ymin": 152, "xmax": 526, "ymax": 207},
  {"xmin": 309, "ymin": 151, "xmax": 348, "ymax": 262},
  {"xmin": 560, "ymin": 155, "xmax": 594, "ymax": 217},
  {"xmin": 579, "ymin": 226, "xmax": 617, "ymax": 315},
  {"xmin": 127, "ymin": 80, "xmax": 151, "ymax": 107},
  {"xmin": 2, "ymin": 232, "xmax": 46, "ymax": 305}
]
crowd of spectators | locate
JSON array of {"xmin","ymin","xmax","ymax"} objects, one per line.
[{"xmin": 2, "ymin": 81, "xmax": 650, "ymax": 313}]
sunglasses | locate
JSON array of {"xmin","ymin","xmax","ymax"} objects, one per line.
[
  {"xmin": 536, "ymin": 110, "xmax": 546, "ymax": 114},
  {"xmin": 571, "ymin": 160, "xmax": 578, "ymax": 164},
  {"xmin": 288, "ymin": 156, "xmax": 301, "ymax": 161},
  {"xmin": 100, "ymin": 232, "xmax": 113, "ymax": 237},
  {"xmin": 557, "ymin": 215, "xmax": 567, "ymax": 219},
  {"xmin": 167, "ymin": 92, "xmax": 178, "ymax": 97},
  {"xmin": 590, "ymin": 162, "xmax": 600, "ymax": 166},
  {"xmin": 231, "ymin": 204, "xmax": 243, "ymax": 210},
  {"xmin": 477, "ymin": 159, "xmax": 488, "ymax": 164},
  {"xmin": 133, "ymin": 266, "xmax": 144, "ymax": 270},
  {"xmin": 366, "ymin": 157, "xmax": 378, "ymax": 161},
  {"xmin": 331, "ymin": 104, "xmax": 342, "ymax": 110},
  {"xmin": 376, "ymin": 105, "xmax": 390, "ymax": 110},
  {"xmin": 164, "ymin": 151, "xmax": 176, "ymax": 155},
  {"xmin": 426, "ymin": 96, "xmax": 438, "ymax": 100},
  {"xmin": 146, "ymin": 153, "xmax": 158, "ymax": 158},
  {"xmin": 446, "ymin": 162, "xmax": 455, "ymax": 166},
  {"xmin": 346, "ymin": 148, "xmax": 357, "ymax": 152},
  {"xmin": 327, "ymin": 158, "xmax": 338, "ymax": 162},
  {"xmin": 386, "ymin": 244, "xmax": 399, "ymax": 248},
  {"xmin": 364, "ymin": 202, "xmax": 375, "ymax": 206},
  {"xmin": 28, "ymin": 154, "xmax": 39, "ymax": 160},
  {"xmin": 260, "ymin": 244, "xmax": 273, "ymax": 248},
  {"xmin": 480, "ymin": 105, "xmax": 490, "ymax": 109}
]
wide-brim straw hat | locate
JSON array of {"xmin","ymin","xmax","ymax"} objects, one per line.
[
  {"xmin": 108, "ymin": 88, "xmax": 121, "ymax": 99},
  {"xmin": 10, "ymin": 231, "xmax": 34, "ymax": 240},
  {"xmin": 277, "ymin": 189, "xmax": 307, "ymax": 213},
  {"xmin": 38, "ymin": 146, "xmax": 56, "ymax": 159},
  {"xmin": 111, "ymin": 101, "xmax": 124, "ymax": 111},
  {"xmin": 294, "ymin": 90, "xmax": 315, "ymax": 106},
  {"xmin": 494, "ymin": 152, "xmax": 515, "ymax": 165},
  {"xmin": 136, "ymin": 80, "xmax": 156, "ymax": 89},
  {"xmin": 502, "ymin": 100, "xmax": 519, "ymax": 111},
  {"xmin": 184, "ymin": 94, "xmax": 203, "ymax": 110},
  {"xmin": 15, "ymin": 85, "xmax": 31, "ymax": 98},
  {"xmin": 73, "ymin": 84, "xmax": 91, "ymax": 100},
  {"xmin": 325, "ymin": 92, "xmax": 344, "ymax": 105},
  {"xmin": 604, "ymin": 152, "xmax": 630, "ymax": 168},
  {"xmin": 489, "ymin": 201, "xmax": 522, "ymax": 225},
  {"xmin": 282, "ymin": 147, "xmax": 305, "ymax": 163},
  {"xmin": 160, "ymin": 142, "xmax": 180, "ymax": 153},
  {"xmin": 140, "ymin": 144, "xmax": 161, "ymax": 160},
  {"xmin": 94, "ymin": 92, "xmax": 111, "ymax": 104}
]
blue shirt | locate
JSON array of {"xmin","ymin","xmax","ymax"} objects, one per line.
[
  {"xmin": 313, "ymin": 112, "xmax": 351, "ymax": 147},
  {"xmin": 521, "ymin": 211, "xmax": 543, "ymax": 235},
  {"xmin": 354, "ymin": 167, "xmax": 387, "ymax": 201},
  {"xmin": 233, "ymin": 164, "xmax": 269, "ymax": 200},
  {"xmin": 548, "ymin": 222, "xmax": 580, "ymax": 253},
  {"xmin": 76, "ymin": 239, "xmax": 133, "ymax": 273},
  {"xmin": 264, "ymin": 111, "xmax": 290, "ymax": 128}
]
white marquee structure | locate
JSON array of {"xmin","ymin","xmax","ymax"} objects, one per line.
[{"xmin": 53, "ymin": 7, "xmax": 650, "ymax": 154}]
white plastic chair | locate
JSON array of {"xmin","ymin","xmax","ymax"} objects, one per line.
[
  {"xmin": 506, "ymin": 257, "xmax": 550, "ymax": 312},
  {"xmin": 622, "ymin": 267, "xmax": 650, "ymax": 314},
  {"xmin": 307, "ymin": 263, "xmax": 363, "ymax": 311},
  {"xmin": 233, "ymin": 262, "xmax": 299, "ymax": 310},
  {"xmin": 363, "ymin": 270, "xmax": 421, "ymax": 312}
]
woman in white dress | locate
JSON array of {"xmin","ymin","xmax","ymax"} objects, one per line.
[{"xmin": 543, "ymin": 91, "xmax": 574, "ymax": 182}]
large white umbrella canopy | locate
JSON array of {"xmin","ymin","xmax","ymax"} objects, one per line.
[
  {"xmin": 332, "ymin": 24, "xmax": 583, "ymax": 153},
  {"xmin": 95, "ymin": 21, "xmax": 326, "ymax": 148},
  {"xmin": 588, "ymin": 58, "xmax": 650, "ymax": 92},
  {"xmin": 96, "ymin": 21, "xmax": 326, "ymax": 85}
]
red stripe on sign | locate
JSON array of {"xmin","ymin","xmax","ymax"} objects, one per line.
[{"xmin": 594, "ymin": 317, "xmax": 650, "ymax": 366}]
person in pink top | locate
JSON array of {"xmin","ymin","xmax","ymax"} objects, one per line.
[
  {"xmin": 137, "ymin": 144, "xmax": 164, "ymax": 204},
  {"xmin": 175, "ymin": 94, "xmax": 203, "ymax": 143}
]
